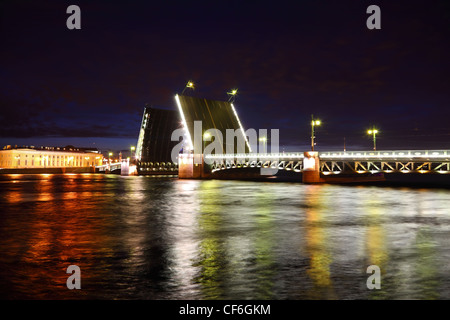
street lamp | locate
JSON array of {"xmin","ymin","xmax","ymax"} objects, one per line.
[
  {"xmin": 259, "ymin": 136, "xmax": 267, "ymax": 154},
  {"xmin": 203, "ymin": 132, "xmax": 211, "ymax": 154},
  {"xmin": 227, "ymin": 88, "xmax": 238, "ymax": 102},
  {"xmin": 130, "ymin": 146, "xmax": 135, "ymax": 161},
  {"xmin": 311, "ymin": 115, "xmax": 321, "ymax": 151},
  {"xmin": 182, "ymin": 80, "xmax": 195, "ymax": 94},
  {"xmin": 367, "ymin": 127, "xmax": 379, "ymax": 150}
]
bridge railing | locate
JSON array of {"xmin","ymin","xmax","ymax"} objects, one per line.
[
  {"xmin": 202, "ymin": 150, "xmax": 450, "ymax": 174},
  {"xmin": 96, "ymin": 162, "xmax": 122, "ymax": 172},
  {"xmin": 205, "ymin": 150, "xmax": 450, "ymax": 160},
  {"xmin": 319, "ymin": 150, "xmax": 450, "ymax": 159},
  {"xmin": 204, "ymin": 153, "xmax": 305, "ymax": 159}
]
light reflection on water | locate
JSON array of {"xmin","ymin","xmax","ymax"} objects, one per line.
[{"xmin": 0, "ymin": 174, "xmax": 449, "ymax": 299}]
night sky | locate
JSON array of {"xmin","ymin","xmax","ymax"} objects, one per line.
[{"xmin": 1, "ymin": 0, "xmax": 449, "ymax": 155}]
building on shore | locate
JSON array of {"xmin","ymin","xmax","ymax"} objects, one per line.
[{"xmin": 0, "ymin": 145, "xmax": 104, "ymax": 174}]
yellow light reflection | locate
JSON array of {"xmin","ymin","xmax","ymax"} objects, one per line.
[
  {"xmin": 253, "ymin": 189, "xmax": 276, "ymax": 299},
  {"xmin": 412, "ymin": 195, "xmax": 439, "ymax": 299},
  {"xmin": 304, "ymin": 185, "xmax": 334, "ymax": 292},
  {"xmin": 364, "ymin": 195, "xmax": 388, "ymax": 299},
  {"xmin": 37, "ymin": 181, "xmax": 53, "ymax": 202},
  {"xmin": 5, "ymin": 191, "xmax": 22, "ymax": 203},
  {"xmin": 414, "ymin": 227, "xmax": 438, "ymax": 299},
  {"xmin": 365, "ymin": 201, "xmax": 387, "ymax": 268},
  {"xmin": 194, "ymin": 180, "xmax": 224, "ymax": 298},
  {"xmin": 15, "ymin": 176, "xmax": 107, "ymax": 299}
]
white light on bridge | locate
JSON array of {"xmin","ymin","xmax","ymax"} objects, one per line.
[
  {"xmin": 175, "ymin": 94, "xmax": 194, "ymax": 150},
  {"xmin": 230, "ymin": 102, "xmax": 252, "ymax": 153},
  {"xmin": 303, "ymin": 157, "xmax": 316, "ymax": 170}
]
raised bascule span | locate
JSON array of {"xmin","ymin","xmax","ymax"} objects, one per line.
[
  {"xmin": 174, "ymin": 94, "xmax": 251, "ymax": 154},
  {"xmin": 135, "ymin": 106, "xmax": 181, "ymax": 175},
  {"xmin": 135, "ymin": 94, "xmax": 450, "ymax": 185}
]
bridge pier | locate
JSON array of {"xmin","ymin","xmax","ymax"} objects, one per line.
[
  {"xmin": 120, "ymin": 159, "xmax": 138, "ymax": 176},
  {"xmin": 176, "ymin": 150, "xmax": 449, "ymax": 183},
  {"xmin": 178, "ymin": 153, "xmax": 211, "ymax": 179},
  {"xmin": 302, "ymin": 151, "xmax": 325, "ymax": 184}
]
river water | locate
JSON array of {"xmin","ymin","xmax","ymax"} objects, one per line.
[{"xmin": 0, "ymin": 173, "xmax": 449, "ymax": 300}]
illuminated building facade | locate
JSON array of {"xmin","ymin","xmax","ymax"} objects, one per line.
[{"xmin": 0, "ymin": 146, "xmax": 103, "ymax": 173}]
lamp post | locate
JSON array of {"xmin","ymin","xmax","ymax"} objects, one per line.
[
  {"xmin": 108, "ymin": 152, "xmax": 113, "ymax": 172},
  {"xmin": 367, "ymin": 127, "xmax": 379, "ymax": 151},
  {"xmin": 259, "ymin": 136, "xmax": 267, "ymax": 154},
  {"xmin": 203, "ymin": 132, "xmax": 211, "ymax": 154},
  {"xmin": 182, "ymin": 81, "xmax": 195, "ymax": 94},
  {"xmin": 130, "ymin": 146, "xmax": 135, "ymax": 163},
  {"xmin": 311, "ymin": 115, "xmax": 321, "ymax": 151},
  {"xmin": 227, "ymin": 88, "xmax": 238, "ymax": 102}
]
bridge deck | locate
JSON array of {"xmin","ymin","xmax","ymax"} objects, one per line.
[
  {"xmin": 205, "ymin": 150, "xmax": 449, "ymax": 160},
  {"xmin": 204, "ymin": 150, "xmax": 450, "ymax": 174}
]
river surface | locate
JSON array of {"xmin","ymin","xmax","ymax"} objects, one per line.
[{"xmin": 0, "ymin": 173, "xmax": 449, "ymax": 300}]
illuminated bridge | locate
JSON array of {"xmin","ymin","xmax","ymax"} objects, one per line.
[
  {"xmin": 134, "ymin": 93, "xmax": 449, "ymax": 184},
  {"xmin": 96, "ymin": 162, "xmax": 122, "ymax": 173},
  {"xmin": 205, "ymin": 150, "xmax": 450, "ymax": 175},
  {"xmin": 135, "ymin": 106, "xmax": 180, "ymax": 174}
]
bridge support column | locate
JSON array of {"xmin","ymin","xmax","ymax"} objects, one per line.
[
  {"xmin": 120, "ymin": 159, "xmax": 138, "ymax": 176},
  {"xmin": 178, "ymin": 154, "xmax": 210, "ymax": 179},
  {"xmin": 302, "ymin": 151, "xmax": 324, "ymax": 184}
]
